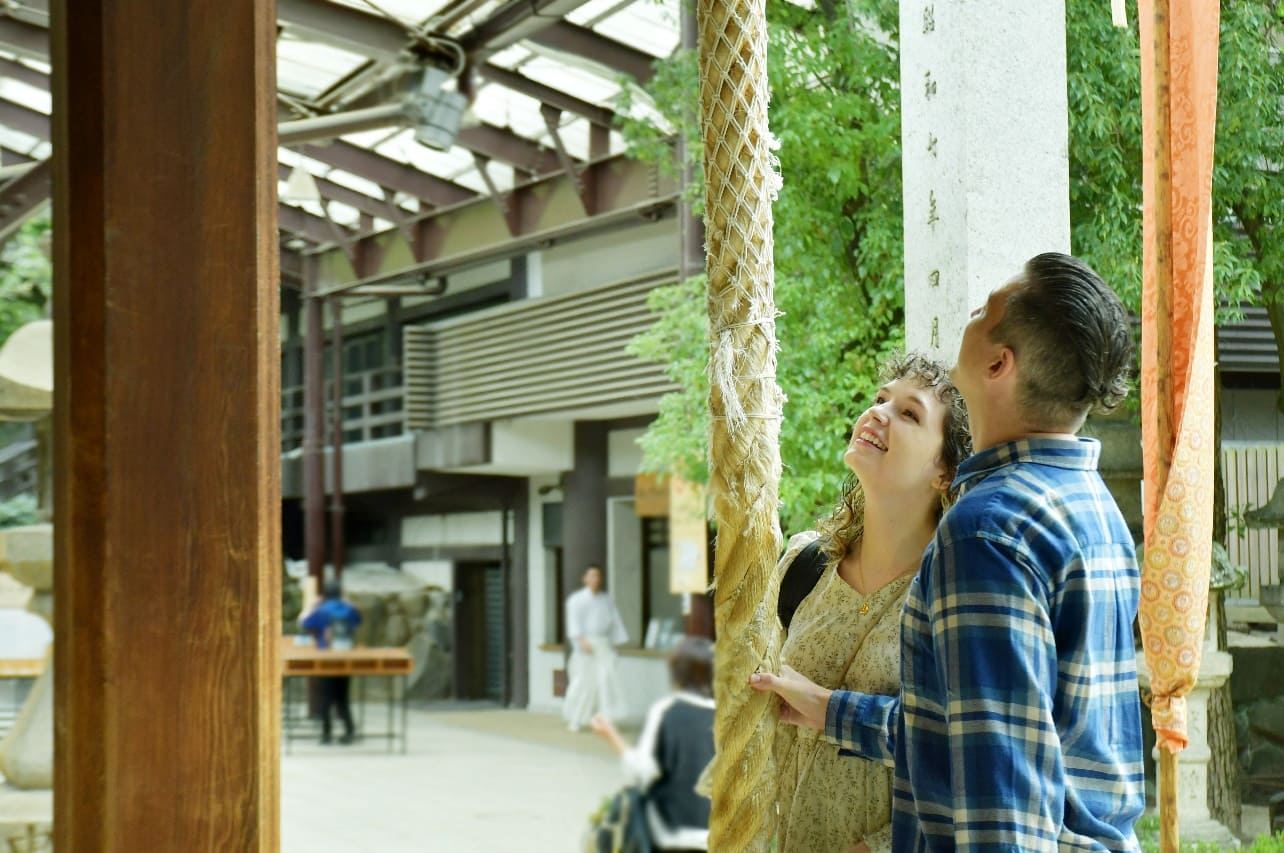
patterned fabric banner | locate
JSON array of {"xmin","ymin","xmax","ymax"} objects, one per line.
[{"xmin": 1138, "ymin": 0, "xmax": 1220, "ymax": 752}]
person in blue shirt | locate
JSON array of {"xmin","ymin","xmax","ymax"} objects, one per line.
[
  {"xmin": 301, "ymin": 580, "xmax": 363, "ymax": 745},
  {"xmin": 752, "ymin": 253, "xmax": 1145, "ymax": 852}
]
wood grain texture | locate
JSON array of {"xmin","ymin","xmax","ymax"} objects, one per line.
[{"xmin": 51, "ymin": 1, "xmax": 280, "ymax": 849}]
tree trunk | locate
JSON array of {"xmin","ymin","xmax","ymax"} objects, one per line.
[{"xmin": 1265, "ymin": 294, "xmax": 1284, "ymax": 415}]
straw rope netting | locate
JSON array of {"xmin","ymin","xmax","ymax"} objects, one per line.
[{"xmin": 698, "ymin": 0, "xmax": 784, "ymax": 849}]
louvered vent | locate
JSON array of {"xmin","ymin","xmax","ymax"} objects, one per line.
[
  {"xmin": 1219, "ymin": 306, "xmax": 1279, "ymax": 374},
  {"xmin": 405, "ymin": 271, "xmax": 679, "ymax": 429}
]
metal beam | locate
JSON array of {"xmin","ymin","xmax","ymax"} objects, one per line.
[
  {"xmin": 458, "ymin": 0, "xmax": 592, "ymax": 57},
  {"xmin": 0, "ymin": 15, "xmax": 47, "ymax": 61},
  {"xmin": 297, "ymin": 140, "xmax": 477, "ymax": 207},
  {"xmin": 458, "ymin": 123, "xmax": 566, "ymax": 175},
  {"xmin": 477, "ymin": 63, "xmax": 615, "ymax": 128},
  {"xmin": 279, "ymin": 204, "xmax": 353, "ymax": 245},
  {"xmin": 0, "ymin": 97, "xmax": 49, "ymax": 140},
  {"xmin": 2, "ymin": 1, "xmax": 405, "ymax": 66},
  {"xmin": 529, "ymin": 22, "xmax": 656, "ymax": 83},
  {"xmin": 540, "ymin": 105, "xmax": 584, "ymax": 198},
  {"xmin": 318, "ymin": 194, "xmax": 676, "ymax": 299},
  {"xmin": 0, "ymin": 157, "xmax": 49, "ymax": 243},
  {"xmin": 313, "ymin": 150, "xmax": 678, "ymax": 297},
  {"xmin": 277, "ymin": 163, "xmax": 403, "ymax": 222},
  {"xmin": 278, "ymin": 102, "xmax": 405, "ymax": 145}
]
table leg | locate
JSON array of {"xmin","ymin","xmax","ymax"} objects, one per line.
[{"xmin": 401, "ymin": 673, "xmax": 408, "ymax": 755}]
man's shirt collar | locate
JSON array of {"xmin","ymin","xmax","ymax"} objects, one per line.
[{"xmin": 952, "ymin": 436, "xmax": 1102, "ymax": 496}]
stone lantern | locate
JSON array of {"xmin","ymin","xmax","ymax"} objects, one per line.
[
  {"xmin": 1246, "ymin": 479, "xmax": 1284, "ymax": 643},
  {"xmin": 0, "ymin": 320, "xmax": 53, "ymax": 840}
]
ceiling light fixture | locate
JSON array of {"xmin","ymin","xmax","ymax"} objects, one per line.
[
  {"xmin": 407, "ymin": 65, "xmax": 469, "ymax": 152},
  {"xmin": 282, "ymin": 166, "xmax": 322, "ymax": 204}
]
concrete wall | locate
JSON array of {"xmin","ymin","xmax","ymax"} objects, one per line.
[
  {"xmin": 1223, "ymin": 388, "xmax": 1284, "ymax": 444},
  {"xmin": 537, "ymin": 218, "xmax": 677, "ymax": 299}
]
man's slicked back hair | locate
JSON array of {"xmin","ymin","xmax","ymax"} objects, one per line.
[{"xmin": 989, "ymin": 252, "xmax": 1132, "ymax": 429}]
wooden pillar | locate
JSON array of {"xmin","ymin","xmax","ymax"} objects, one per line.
[{"xmin": 50, "ymin": 1, "xmax": 280, "ymax": 849}]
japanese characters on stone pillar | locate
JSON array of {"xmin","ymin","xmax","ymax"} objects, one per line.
[{"xmin": 901, "ymin": 1, "xmax": 1072, "ymax": 359}]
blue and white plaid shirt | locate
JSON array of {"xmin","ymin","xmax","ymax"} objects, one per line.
[{"xmin": 825, "ymin": 437, "xmax": 1145, "ymax": 852}]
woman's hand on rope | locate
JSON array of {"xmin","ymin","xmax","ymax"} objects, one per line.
[{"xmin": 748, "ymin": 664, "xmax": 831, "ymax": 731}]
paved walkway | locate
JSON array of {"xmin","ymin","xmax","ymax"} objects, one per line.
[{"xmin": 282, "ymin": 705, "xmax": 629, "ymax": 852}]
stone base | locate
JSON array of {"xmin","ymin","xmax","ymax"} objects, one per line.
[
  {"xmin": 1176, "ymin": 816, "xmax": 1240, "ymax": 848},
  {"xmin": 0, "ymin": 785, "xmax": 52, "ymax": 850}
]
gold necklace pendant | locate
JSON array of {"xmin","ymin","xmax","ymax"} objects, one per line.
[{"xmin": 859, "ymin": 601, "xmax": 870, "ymax": 615}]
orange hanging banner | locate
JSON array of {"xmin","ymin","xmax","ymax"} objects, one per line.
[{"xmin": 1137, "ymin": 0, "xmax": 1220, "ymax": 753}]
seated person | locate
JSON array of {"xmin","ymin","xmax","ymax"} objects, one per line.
[{"xmin": 590, "ymin": 635, "xmax": 716, "ymax": 852}]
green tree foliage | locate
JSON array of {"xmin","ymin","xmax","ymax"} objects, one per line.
[
  {"xmin": 1066, "ymin": 1, "xmax": 1280, "ymax": 322},
  {"xmin": 0, "ymin": 494, "xmax": 38, "ymax": 529},
  {"xmin": 0, "ymin": 214, "xmax": 52, "ymax": 345},
  {"xmin": 627, "ymin": 0, "xmax": 904, "ymax": 530},
  {"xmin": 626, "ymin": 1, "xmax": 1282, "ymax": 532}
]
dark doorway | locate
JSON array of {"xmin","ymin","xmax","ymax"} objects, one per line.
[{"xmin": 454, "ymin": 561, "xmax": 505, "ymax": 701}]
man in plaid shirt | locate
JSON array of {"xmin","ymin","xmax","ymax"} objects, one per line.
[{"xmin": 753, "ymin": 253, "xmax": 1145, "ymax": 851}]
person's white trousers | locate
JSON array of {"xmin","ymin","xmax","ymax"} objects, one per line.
[{"xmin": 562, "ymin": 635, "xmax": 625, "ymax": 729}]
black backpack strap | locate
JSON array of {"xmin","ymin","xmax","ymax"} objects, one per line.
[{"xmin": 777, "ymin": 538, "xmax": 829, "ymax": 633}]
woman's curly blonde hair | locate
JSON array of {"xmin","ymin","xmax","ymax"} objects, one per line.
[{"xmin": 813, "ymin": 352, "xmax": 971, "ymax": 564}]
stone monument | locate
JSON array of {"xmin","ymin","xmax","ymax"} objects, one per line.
[
  {"xmin": 899, "ymin": 1, "xmax": 1071, "ymax": 358},
  {"xmin": 899, "ymin": 3, "xmax": 1233, "ymax": 844}
]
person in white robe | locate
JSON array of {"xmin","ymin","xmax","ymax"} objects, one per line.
[{"xmin": 563, "ymin": 565, "xmax": 628, "ymax": 732}]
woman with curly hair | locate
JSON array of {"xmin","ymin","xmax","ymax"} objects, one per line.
[{"xmin": 770, "ymin": 353, "xmax": 970, "ymax": 853}]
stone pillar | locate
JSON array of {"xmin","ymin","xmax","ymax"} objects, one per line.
[
  {"xmin": 1137, "ymin": 604, "xmax": 1238, "ymax": 846},
  {"xmin": 50, "ymin": 0, "xmax": 280, "ymax": 848},
  {"xmin": 561, "ymin": 422, "xmax": 607, "ymax": 617},
  {"xmin": 900, "ymin": 0, "xmax": 1072, "ymax": 358}
]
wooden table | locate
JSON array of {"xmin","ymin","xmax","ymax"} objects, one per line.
[
  {"xmin": 280, "ymin": 638, "xmax": 412, "ymax": 754},
  {"xmin": 0, "ymin": 657, "xmax": 44, "ymax": 743}
]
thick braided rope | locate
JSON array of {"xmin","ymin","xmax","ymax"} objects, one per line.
[{"xmin": 699, "ymin": 0, "xmax": 783, "ymax": 849}]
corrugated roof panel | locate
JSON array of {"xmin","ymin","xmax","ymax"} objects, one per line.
[
  {"xmin": 325, "ymin": 0, "xmax": 453, "ymax": 26},
  {"xmin": 566, "ymin": 0, "xmax": 633, "ymax": 26},
  {"xmin": 320, "ymin": 164, "xmax": 387, "ymax": 198},
  {"xmin": 445, "ymin": 0, "xmax": 503, "ymax": 37},
  {"xmin": 380, "ymin": 127, "xmax": 474, "ymax": 174},
  {"xmin": 277, "ymin": 39, "xmax": 369, "ymax": 99},
  {"xmin": 471, "ymin": 84, "xmax": 547, "ymax": 139},
  {"xmin": 323, "ymin": 199, "xmax": 362, "ymax": 227},
  {"xmin": 589, "ymin": 0, "xmax": 679, "ymax": 58},
  {"xmin": 515, "ymin": 53, "xmax": 622, "ymax": 106},
  {"xmin": 277, "ymin": 148, "xmax": 342, "ymax": 177},
  {"xmin": 487, "ymin": 45, "xmax": 533, "ymax": 70}
]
